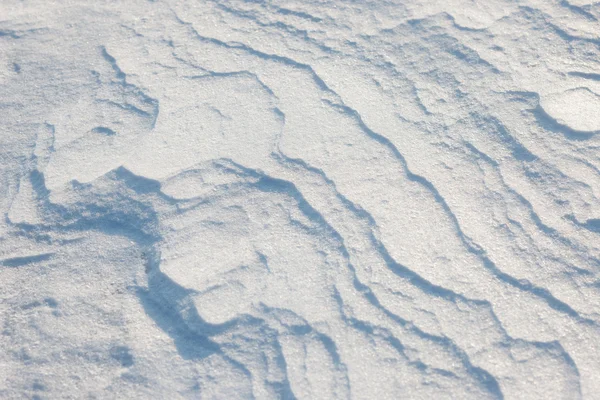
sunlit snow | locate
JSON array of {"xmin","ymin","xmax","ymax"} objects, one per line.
[{"xmin": 1, "ymin": 0, "xmax": 600, "ymax": 398}]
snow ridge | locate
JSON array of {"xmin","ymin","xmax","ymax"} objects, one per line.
[{"xmin": 1, "ymin": 0, "xmax": 600, "ymax": 398}]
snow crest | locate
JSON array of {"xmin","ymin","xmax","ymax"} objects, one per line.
[{"xmin": 1, "ymin": 0, "xmax": 600, "ymax": 398}]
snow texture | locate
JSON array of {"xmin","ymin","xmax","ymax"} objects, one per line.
[{"xmin": 1, "ymin": 0, "xmax": 600, "ymax": 399}]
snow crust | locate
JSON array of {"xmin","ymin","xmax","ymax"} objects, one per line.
[
  {"xmin": 541, "ymin": 88, "xmax": 600, "ymax": 133},
  {"xmin": 1, "ymin": 0, "xmax": 600, "ymax": 398}
]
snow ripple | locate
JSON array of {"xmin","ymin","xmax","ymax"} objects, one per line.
[{"xmin": 1, "ymin": 0, "xmax": 600, "ymax": 398}]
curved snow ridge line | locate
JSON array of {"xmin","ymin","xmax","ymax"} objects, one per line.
[
  {"xmin": 331, "ymin": 286, "xmax": 505, "ymax": 398},
  {"xmin": 321, "ymin": 99, "xmax": 596, "ymax": 327},
  {"xmin": 99, "ymin": 46, "xmax": 160, "ymax": 128},
  {"xmin": 153, "ymin": 161, "xmax": 464, "ymax": 396},
  {"xmin": 273, "ymin": 153, "xmax": 583, "ymax": 396},
  {"xmin": 18, "ymin": 158, "xmax": 507, "ymax": 397},
  {"xmin": 172, "ymin": 14, "xmax": 336, "ymax": 95},
  {"xmin": 131, "ymin": 147, "xmax": 580, "ymax": 396},
  {"xmin": 3, "ymin": 0, "xmax": 600, "ymax": 397},
  {"xmin": 269, "ymin": 156, "xmax": 507, "ymax": 365},
  {"xmin": 533, "ymin": 105, "xmax": 599, "ymax": 141},
  {"xmin": 464, "ymin": 138, "xmax": 600, "ymax": 301},
  {"xmin": 209, "ymin": 1, "xmax": 335, "ymax": 55},
  {"xmin": 169, "ymin": 11, "xmax": 594, "ymax": 327},
  {"xmin": 505, "ymin": 86, "xmax": 600, "ymax": 140},
  {"xmin": 64, "ymin": 162, "xmax": 396, "ymax": 395},
  {"xmin": 142, "ymin": 235, "xmax": 347, "ymax": 399},
  {"xmin": 187, "ymin": 159, "xmax": 506, "ymax": 397}
]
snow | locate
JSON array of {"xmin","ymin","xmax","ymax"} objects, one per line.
[
  {"xmin": 1, "ymin": 0, "xmax": 600, "ymax": 398},
  {"xmin": 541, "ymin": 88, "xmax": 600, "ymax": 133}
]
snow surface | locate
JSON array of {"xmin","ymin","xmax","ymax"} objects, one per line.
[{"xmin": 1, "ymin": 0, "xmax": 600, "ymax": 398}]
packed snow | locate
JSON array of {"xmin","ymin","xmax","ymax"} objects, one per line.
[{"xmin": 1, "ymin": 0, "xmax": 600, "ymax": 398}]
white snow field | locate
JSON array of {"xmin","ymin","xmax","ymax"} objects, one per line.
[{"xmin": 1, "ymin": 0, "xmax": 600, "ymax": 398}]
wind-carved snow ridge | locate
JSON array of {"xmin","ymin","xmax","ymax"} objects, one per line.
[{"xmin": 1, "ymin": 0, "xmax": 600, "ymax": 399}]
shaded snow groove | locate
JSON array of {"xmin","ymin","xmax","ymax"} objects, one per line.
[
  {"xmin": 211, "ymin": 158, "xmax": 506, "ymax": 398},
  {"xmin": 173, "ymin": 9, "xmax": 592, "ymax": 327},
  {"xmin": 3, "ymin": 0, "xmax": 599, "ymax": 398},
  {"xmin": 270, "ymin": 153, "xmax": 582, "ymax": 398},
  {"xmin": 323, "ymin": 100, "xmax": 596, "ymax": 326}
]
